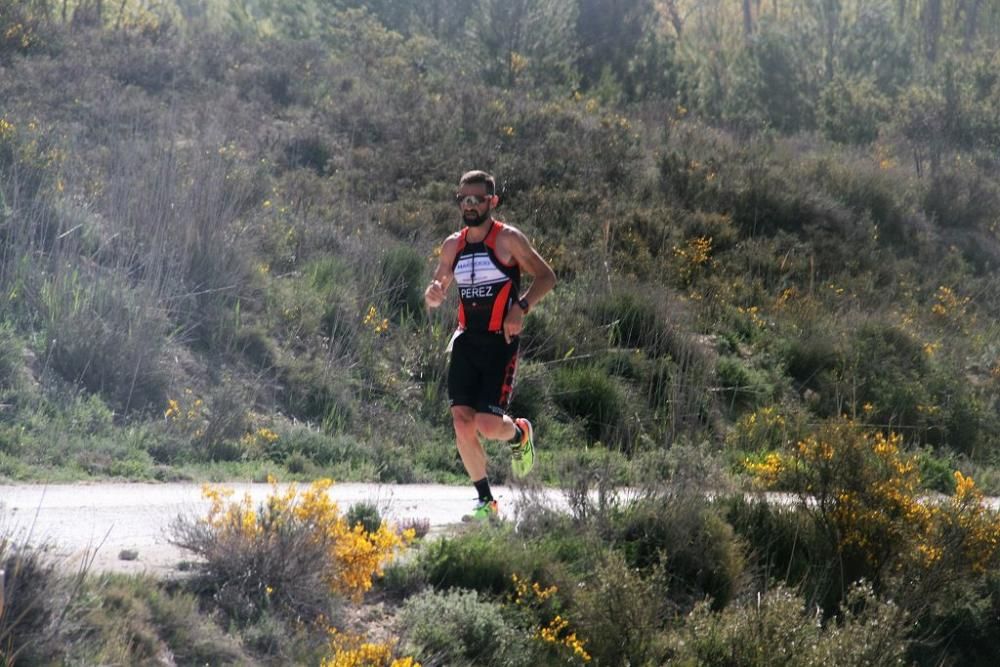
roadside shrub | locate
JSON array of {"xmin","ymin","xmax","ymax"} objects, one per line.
[
  {"xmin": 917, "ymin": 449, "xmax": 957, "ymax": 494},
  {"xmin": 269, "ymin": 425, "xmax": 366, "ymax": 468},
  {"xmin": 73, "ymin": 575, "xmax": 248, "ymax": 665},
  {"xmin": 521, "ymin": 306, "xmax": 594, "ymax": 362},
  {"xmin": 233, "ymin": 326, "xmax": 278, "ymax": 370},
  {"xmin": 398, "ymin": 588, "xmax": 533, "ymax": 667},
  {"xmin": 747, "ymin": 418, "xmax": 1000, "ymax": 620},
  {"xmin": 0, "ymin": 542, "xmax": 62, "ymax": 664},
  {"xmin": 664, "ymin": 583, "xmax": 909, "ymax": 666},
  {"xmin": 551, "ymin": 365, "xmax": 625, "ymax": 444},
  {"xmin": 615, "ymin": 496, "xmax": 746, "ymax": 610},
  {"xmin": 573, "ymin": 552, "xmax": 668, "ymax": 666},
  {"xmin": 417, "ymin": 528, "xmax": 513, "ymax": 596},
  {"xmin": 726, "ymin": 405, "xmax": 795, "ymax": 454},
  {"xmin": 725, "ymin": 497, "xmax": 842, "ymax": 611},
  {"xmin": 171, "ymin": 478, "xmax": 413, "ymax": 623},
  {"xmin": 346, "ymin": 501, "xmax": 382, "ymax": 534}
]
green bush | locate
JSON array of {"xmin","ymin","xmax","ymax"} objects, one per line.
[
  {"xmin": 844, "ymin": 321, "xmax": 929, "ymax": 428},
  {"xmin": 917, "ymin": 449, "xmax": 958, "ymax": 494},
  {"xmin": 664, "ymin": 583, "xmax": 909, "ymax": 667},
  {"xmin": 278, "ymin": 356, "xmax": 356, "ymax": 428},
  {"xmin": 233, "ymin": 326, "xmax": 277, "ymax": 370},
  {"xmin": 616, "ymin": 497, "xmax": 746, "ymax": 610},
  {"xmin": 725, "ymin": 497, "xmax": 842, "ymax": 611},
  {"xmin": 72, "ymin": 575, "xmax": 249, "ymax": 665},
  {"xmin": 0, "ymin": 542, "xmax": 63, "ymax": 664},
  {"xmin": 817, "ymin": 75, "xmax": 888, "ymax": 145},
  {"xmin": 590, "ymin": 292, "xmax": 661, "ymax": 350},
  {"xmin": 507, "ymin": 363, "xmax": 548, "ymax": 426},
  {"xmin": 416, "ymin": 528, "xmax": 514, "ymax": 596},
  {"xmin": 380, "ymin": 245, "xmax": 426, "ymax": 320},
  {"xmin": 0, "ymin": 321, "xmax": 24, "ymax": 392},
  {"xmin": 521, "ymin": 307, "xmax": 593, "ymax": 362},
  {"xmin": 39, "ymin": 271, "xmax": 170, "ymax": 415},
  {"xmin": 572, "ymin": 552, "xmax": 669, "ymax": 666},
  {"xmin": 783, "ymin": 328, "xmax": 840, "ymax": 392},
  {"xmin": 716, "ymin": 356, "xmax": 775, "ymax": 412},
  {"xmin": 346, "ymin": 500, "xmax": 382, "ymax": 533},
  {"xmin": 399, "ymin": 588, "xmax": 534, "ymax": 667},
  {"xmin": 270, "ymin": 426, "xmax": 366, "ymax": 468},
  {"xmin": 551, "ymin": 365, "xmax": 625, "ymax": 444}
]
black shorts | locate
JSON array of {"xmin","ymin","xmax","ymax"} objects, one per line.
[{"xmin": 448, "ymin": 331, "xmax": 519, "ymax": 416}]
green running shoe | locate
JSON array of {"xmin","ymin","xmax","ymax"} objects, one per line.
[
  {"xmin": 510, "ymin": 418, "xmax": 535, "ymax": 478},
  {"xmin": 462, "ymin": 499, "xmax": 499, "ymax": 523}
]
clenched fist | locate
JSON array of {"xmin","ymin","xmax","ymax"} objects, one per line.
[{"xmin": 425, "ymin": 279, "xmax": 446, "ymax": 309}]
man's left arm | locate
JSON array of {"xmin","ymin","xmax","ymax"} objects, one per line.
[{"xmin": 503, "ymin": 229, "xmax": 556, "ymax": 342}]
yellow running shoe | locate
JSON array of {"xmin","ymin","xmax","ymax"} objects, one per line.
[{"xmin": 510, "ymin": 418, "xmax": 535, "ymax": 478}]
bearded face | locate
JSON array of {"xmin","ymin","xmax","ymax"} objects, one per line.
[{"xmin": 455, "ymin": 185, "xmax": 493, "ymax": 227}]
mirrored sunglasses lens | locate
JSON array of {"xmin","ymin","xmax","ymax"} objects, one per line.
[{"xmin": 456, "ymin": 195, "xmax": 485, "ymax": 206}]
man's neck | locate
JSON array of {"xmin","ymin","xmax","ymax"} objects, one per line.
[{"xmin": 464, "ymin": 218, "xmax": 494, "ymax": 243}]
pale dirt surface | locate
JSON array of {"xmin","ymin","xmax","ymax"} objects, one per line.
[
  {"xmin": 5, "ymin": 483, "xmax": 989, "ymax": 578},
  {"xmin": 0, "ymin": 482, "xmax": 567, "ymax": 576}
]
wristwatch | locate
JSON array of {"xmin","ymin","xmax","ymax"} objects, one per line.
[{"xmin": 517, "ymin": 297, "xmax": 530, "ymax": 314}]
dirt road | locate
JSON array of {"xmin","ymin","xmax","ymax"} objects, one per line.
[{"xmin": 0, "ymin": 482, "xmax": 561, "ymax": 576}]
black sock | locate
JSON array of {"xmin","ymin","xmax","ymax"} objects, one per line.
[
  {"xmin": 474, "ymin": 477, "xmax": 493, "ymax": 503},
  {"xmin": 509, "ymin": 425, "xmax": 523, "ymax": 444}
]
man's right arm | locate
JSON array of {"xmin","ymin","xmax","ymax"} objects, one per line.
[{"xmin": 425, "ymin": 235, "xmax": 459, "ymax": 309}]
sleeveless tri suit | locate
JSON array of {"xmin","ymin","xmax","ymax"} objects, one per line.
[{"xmin": 447, "ymin": 220, "xmax": 521, "ymax": 416}]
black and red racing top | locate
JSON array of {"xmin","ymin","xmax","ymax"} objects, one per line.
[{"xmin": 451, "ymin": 221, "xmax": 521, "ymax": 334}]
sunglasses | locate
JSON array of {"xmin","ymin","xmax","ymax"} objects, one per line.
[{"xmin": 455, "ymin": 194, "xmax": 491, "ymax": 207}]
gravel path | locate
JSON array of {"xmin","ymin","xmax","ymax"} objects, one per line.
[{"xmin": 0, "ymin": 482, "xmax": 561, "ymax": 576}]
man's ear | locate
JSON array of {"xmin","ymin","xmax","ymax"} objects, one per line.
[{"xmin": 490, "ymin": 194, "xmax": 500, "ymax": 207}]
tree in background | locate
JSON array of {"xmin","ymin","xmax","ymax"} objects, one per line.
[{"xmin": 469, "ymin": 0, "xmax": 578, "ymax": 91}]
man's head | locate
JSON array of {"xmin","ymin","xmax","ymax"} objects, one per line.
[{"xmin": 456, "ymin": 170, "xmax": 498, "ymax": 227}]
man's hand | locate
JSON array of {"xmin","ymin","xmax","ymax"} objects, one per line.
[
  {"xmin": 503, "ymin": 303, "xmax": 525, "ymax": 343},
  {"xmin": 425, "ymin": 279, "xmax": 446, "ymax": 309}
]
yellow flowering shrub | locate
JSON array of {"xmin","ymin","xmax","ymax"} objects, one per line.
[
  {"xmin": 672, "ymin": 235, "xmax": 713, "ymax": 284},
  {"xmin": 322, "ymin": 631, "xmax": 419, "ymax": 667},
  {"xmin": 176, "ymin": 477, "xmax": 413, "ymax": 622},
  {"xmin": 510, "ymin": 573, "xmax": 591, "ymax": 664},
  {"xmin": 750, "ymin": 419, "xmax": 1000, "ymax": 586}
]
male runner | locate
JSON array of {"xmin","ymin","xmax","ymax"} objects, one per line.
[{"xmin": 424, "ymin": 170, "xmax": 556, "ymax": 521}]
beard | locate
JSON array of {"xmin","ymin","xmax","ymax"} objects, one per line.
[{"xmin": 463, "ymin": 209, "xmax": 490, "ymax": 227}]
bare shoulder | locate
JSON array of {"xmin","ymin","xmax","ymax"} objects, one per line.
[
  {"xmin": 497, "ymin": 222, "xmax": 530, "ymax": 248},
  {"xmin": 441, "ymin": 231, "xmax": 463, "ymax": 251}
]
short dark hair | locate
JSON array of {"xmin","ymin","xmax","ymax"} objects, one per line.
[{"xmin": 458, "ymin": 170, "xmax": 495, "ymax": 196}]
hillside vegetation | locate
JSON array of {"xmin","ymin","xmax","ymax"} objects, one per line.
[
  {"xmin": 1, "ymin": 0, "xmax": 999, "ymax": 485},
  {"xmin": 3, "ymin": 0, "xmax": 1000, "ymax": 664}
]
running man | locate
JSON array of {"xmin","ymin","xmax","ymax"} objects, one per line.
[{"xmin": 424, "ymin": 170, "xmax": 556, "ymax": 521}]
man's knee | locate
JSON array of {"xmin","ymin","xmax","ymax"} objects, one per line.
[{"xmin": 452, "ymin": 407, "xmax": 476, "ymax": 436}]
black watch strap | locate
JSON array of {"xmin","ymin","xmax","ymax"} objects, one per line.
[{"xmin": 517, "ymin": 297, "xmax": 530, "ymax": 313}]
